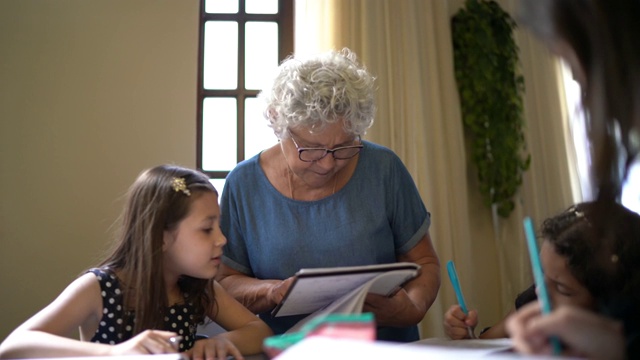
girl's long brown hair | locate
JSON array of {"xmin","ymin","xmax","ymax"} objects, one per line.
[
  {"xmin": 98, "ymin": 164, "xmax": 217, "ymax": 335},
  {"xmin": 518, "ymin": 0, "xmax": 640, "ymax": 202}
]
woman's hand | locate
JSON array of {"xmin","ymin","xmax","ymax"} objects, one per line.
[
  {"xmin": 109, "ymin": 330, "xmax": 180, "ymax": 355},
  {"xmin": 443, "ymin": 304, "xmax": 478, "ymax": 339},
  {"xmin": 268, "ymin": 276, "xmax": 295, "ymax": 306},
  {"xmin": 506, "ymin": 302, "xmax": 625, "ymax": 359},
  {"xmin": 217, "ymin": 264, "xmax": 296, "ymax": 314},
  {"xmin": 365, "ymin": 234, "xmax": 441, "ymax": 328},
  {"xmin": 363, "ymin": 288, "xmax": 422, "ymax": 327},
  {"xmin": 186, "ymin": 336, "xmax": 243, "ymax": 360}
]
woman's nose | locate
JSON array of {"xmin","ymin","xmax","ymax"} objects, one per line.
[{"xmin": 315, "ymin": 152, "xmax": 337, "ymax": 169}]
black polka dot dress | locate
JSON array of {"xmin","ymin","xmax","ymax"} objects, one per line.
[{"xmin": 88, "ymin": 268, "xmax": 197, "ymax": 351}]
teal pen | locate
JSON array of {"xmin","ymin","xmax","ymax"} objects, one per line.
[
  {"xmin": 523, "ymin": 217, "xmax": 562, "ymax": 355},
  {"xmin": 446, "ymin": 260, "xmax": 476, "ymax": 339}
]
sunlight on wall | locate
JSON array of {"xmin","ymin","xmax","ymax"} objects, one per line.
[{"xmin": 294, "ymin": 0, "xmax": 333, "ymax": 56}]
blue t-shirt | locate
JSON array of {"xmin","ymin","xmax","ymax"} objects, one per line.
[{"xmin": 220, "ymin": 141, "xmax": 430, "ymax": 342}]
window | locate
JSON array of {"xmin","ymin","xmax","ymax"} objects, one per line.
[
  {"xmin": 562, "ymin": 62, "xmax": 640, "ymax": 214},
  {"xmin": 622, "ymin": 160, "xmax": 640, "ymax": 213},
  {"xmin": 561, "ymin": 61, "xmax": 595, "ymax": 201},
  {"xmin": 196, "ymin": 0, "xmax": 294, "ymax": 193}
]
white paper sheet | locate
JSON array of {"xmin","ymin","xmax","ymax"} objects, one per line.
[{"xmin": 275, "ymin": 336, "xmax": 586, "ymax": 360}]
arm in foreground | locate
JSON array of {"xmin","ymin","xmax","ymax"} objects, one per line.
[
  {"xmin": 506, "ymin": 301, "xmax": 625, "ymax": 359},
  {"xmin": 0, "ymin": 273, "xmax": 179, "ymax": 358}
]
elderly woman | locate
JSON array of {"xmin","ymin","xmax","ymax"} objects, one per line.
[{"xmin": 217, "ymin": 48, "xmax": 440, "ymax": 342}]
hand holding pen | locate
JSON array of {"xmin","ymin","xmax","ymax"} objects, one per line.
[
  {"xmin": 446, "ymin": 260, "xmax": 477, "ymax": 339},
  {"xmin": 522, "ymin": 217, "xmax": 562, "ymax": 355},
  {"xmin": 443, "ymin": 304, "xmax": 479, "ymax": 339}
]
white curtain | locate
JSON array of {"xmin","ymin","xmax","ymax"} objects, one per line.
[{"xmin": 295, "ymin": 0, "xmax": 579, "ymax": 337}]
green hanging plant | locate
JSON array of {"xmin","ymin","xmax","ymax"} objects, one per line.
[{"xmin": 451, "ymin": 0, "xmax": 530, "ymax": 218}]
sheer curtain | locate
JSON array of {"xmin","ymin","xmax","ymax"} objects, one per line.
[{"xmin": 295, "ymin": 0, "xmax": 578, "ymax": 337}]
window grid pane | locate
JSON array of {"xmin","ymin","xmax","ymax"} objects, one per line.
[
  {"xmin": 245, "ymin": 0, "xmax": 278, "ymax": 14},
  {"xmin": 209, "ymin": 178, "xmax": 227, "ymax": 201},
  {"xmin": 205, "ymin": 0, "xmax": 238, "ymax": 14},
  {"xmin": 245, "ymin": 97, "xmax": 277, "ymax": 159},
  {"xmin": 202, "ymin": 97, "xmax": 238, "ymax": 171},
  {"xmin": 203, "ymin": 21, "xmax": 238, "ymax": 90},
  {"xmin": 245, "ymin": 22, "xmax": 279, "ymax": 90}
]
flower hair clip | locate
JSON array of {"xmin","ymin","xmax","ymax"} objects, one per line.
[{"xmin": 171, "ymin": 177, "xmax": 191, "ymax": 196}]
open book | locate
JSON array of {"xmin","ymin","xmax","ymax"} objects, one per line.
[{"xmin": 271, "ymin": 262, "xmax": 420, "ymax": 331}]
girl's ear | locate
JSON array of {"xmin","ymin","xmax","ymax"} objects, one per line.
[{"xmin": 162, "ymin": 230, "xmax": 175, "ymax": 252}]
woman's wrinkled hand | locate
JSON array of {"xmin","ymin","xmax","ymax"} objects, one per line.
[
  {"xmin": 268, "ymin": 277, "xmax": 295, "ymax": 306},
  {"xmin": 363, "ymin": 289, "xmax": 422, "ymax": 327}
]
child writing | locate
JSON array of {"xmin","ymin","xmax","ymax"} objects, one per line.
[
  {"xmin": 443, "ymin": 201, "xmax": 640, "ymax": 340},
  {"xmin": 0, "ymin": 164, "xmax": 273, "ymax": 359}
]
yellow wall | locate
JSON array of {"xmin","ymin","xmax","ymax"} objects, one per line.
[{"xmin": 0, "ymin": 0, "xmax": 200, "ymax": 339}]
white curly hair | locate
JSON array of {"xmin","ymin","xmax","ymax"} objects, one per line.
[{"xmin": 258, "ymin": 48, "xmax": 377, "ymax": 138}]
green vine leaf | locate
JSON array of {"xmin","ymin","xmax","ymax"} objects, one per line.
[{"xmin": 451, "ymin": 0, "xmax": 530, "ymax": 218}]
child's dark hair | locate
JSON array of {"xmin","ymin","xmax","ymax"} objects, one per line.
[
  {"xmin": 98, "ymin": 164, "xmax": 218, "ymax": 335},
  {"xmin": 541, "ymin": 201, "xmax": 640, "ymax": 304}
]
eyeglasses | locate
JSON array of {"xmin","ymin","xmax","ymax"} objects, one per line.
[{"xmin": 288, "ymin": 130, "xmax": 363, "ymax": 162}]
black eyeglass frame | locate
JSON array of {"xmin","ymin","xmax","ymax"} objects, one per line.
[{"xmin": 287, "ymin": 130, "xmax": 364, "ymax": 162}]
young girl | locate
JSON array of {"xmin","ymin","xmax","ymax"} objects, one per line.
[
  {"xmin": 0, "ymin": 165, "xmax": 273, "ymax": 359},
  {"xmin": 443, "ymin": 201, "xmax": 640, "ymax": 339}
]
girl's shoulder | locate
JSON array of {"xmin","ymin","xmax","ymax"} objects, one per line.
[
  {"xmin": 67, "ymin": 271, "xmax": 104, "ymax": 295},
  {"xmin": 86, "ymin": 267, "xmax": 117, "ymax": 279},
  {"xmin": 38, "ymin": 271, "xmax": 105, "ymax": 331},
  {"xmin": 86, "ymin": 268, "xmax": 122, "ymax": 295},
  {"xmin": 87, "ymin": 267, "xmax": 114, "ymax": 278}
]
